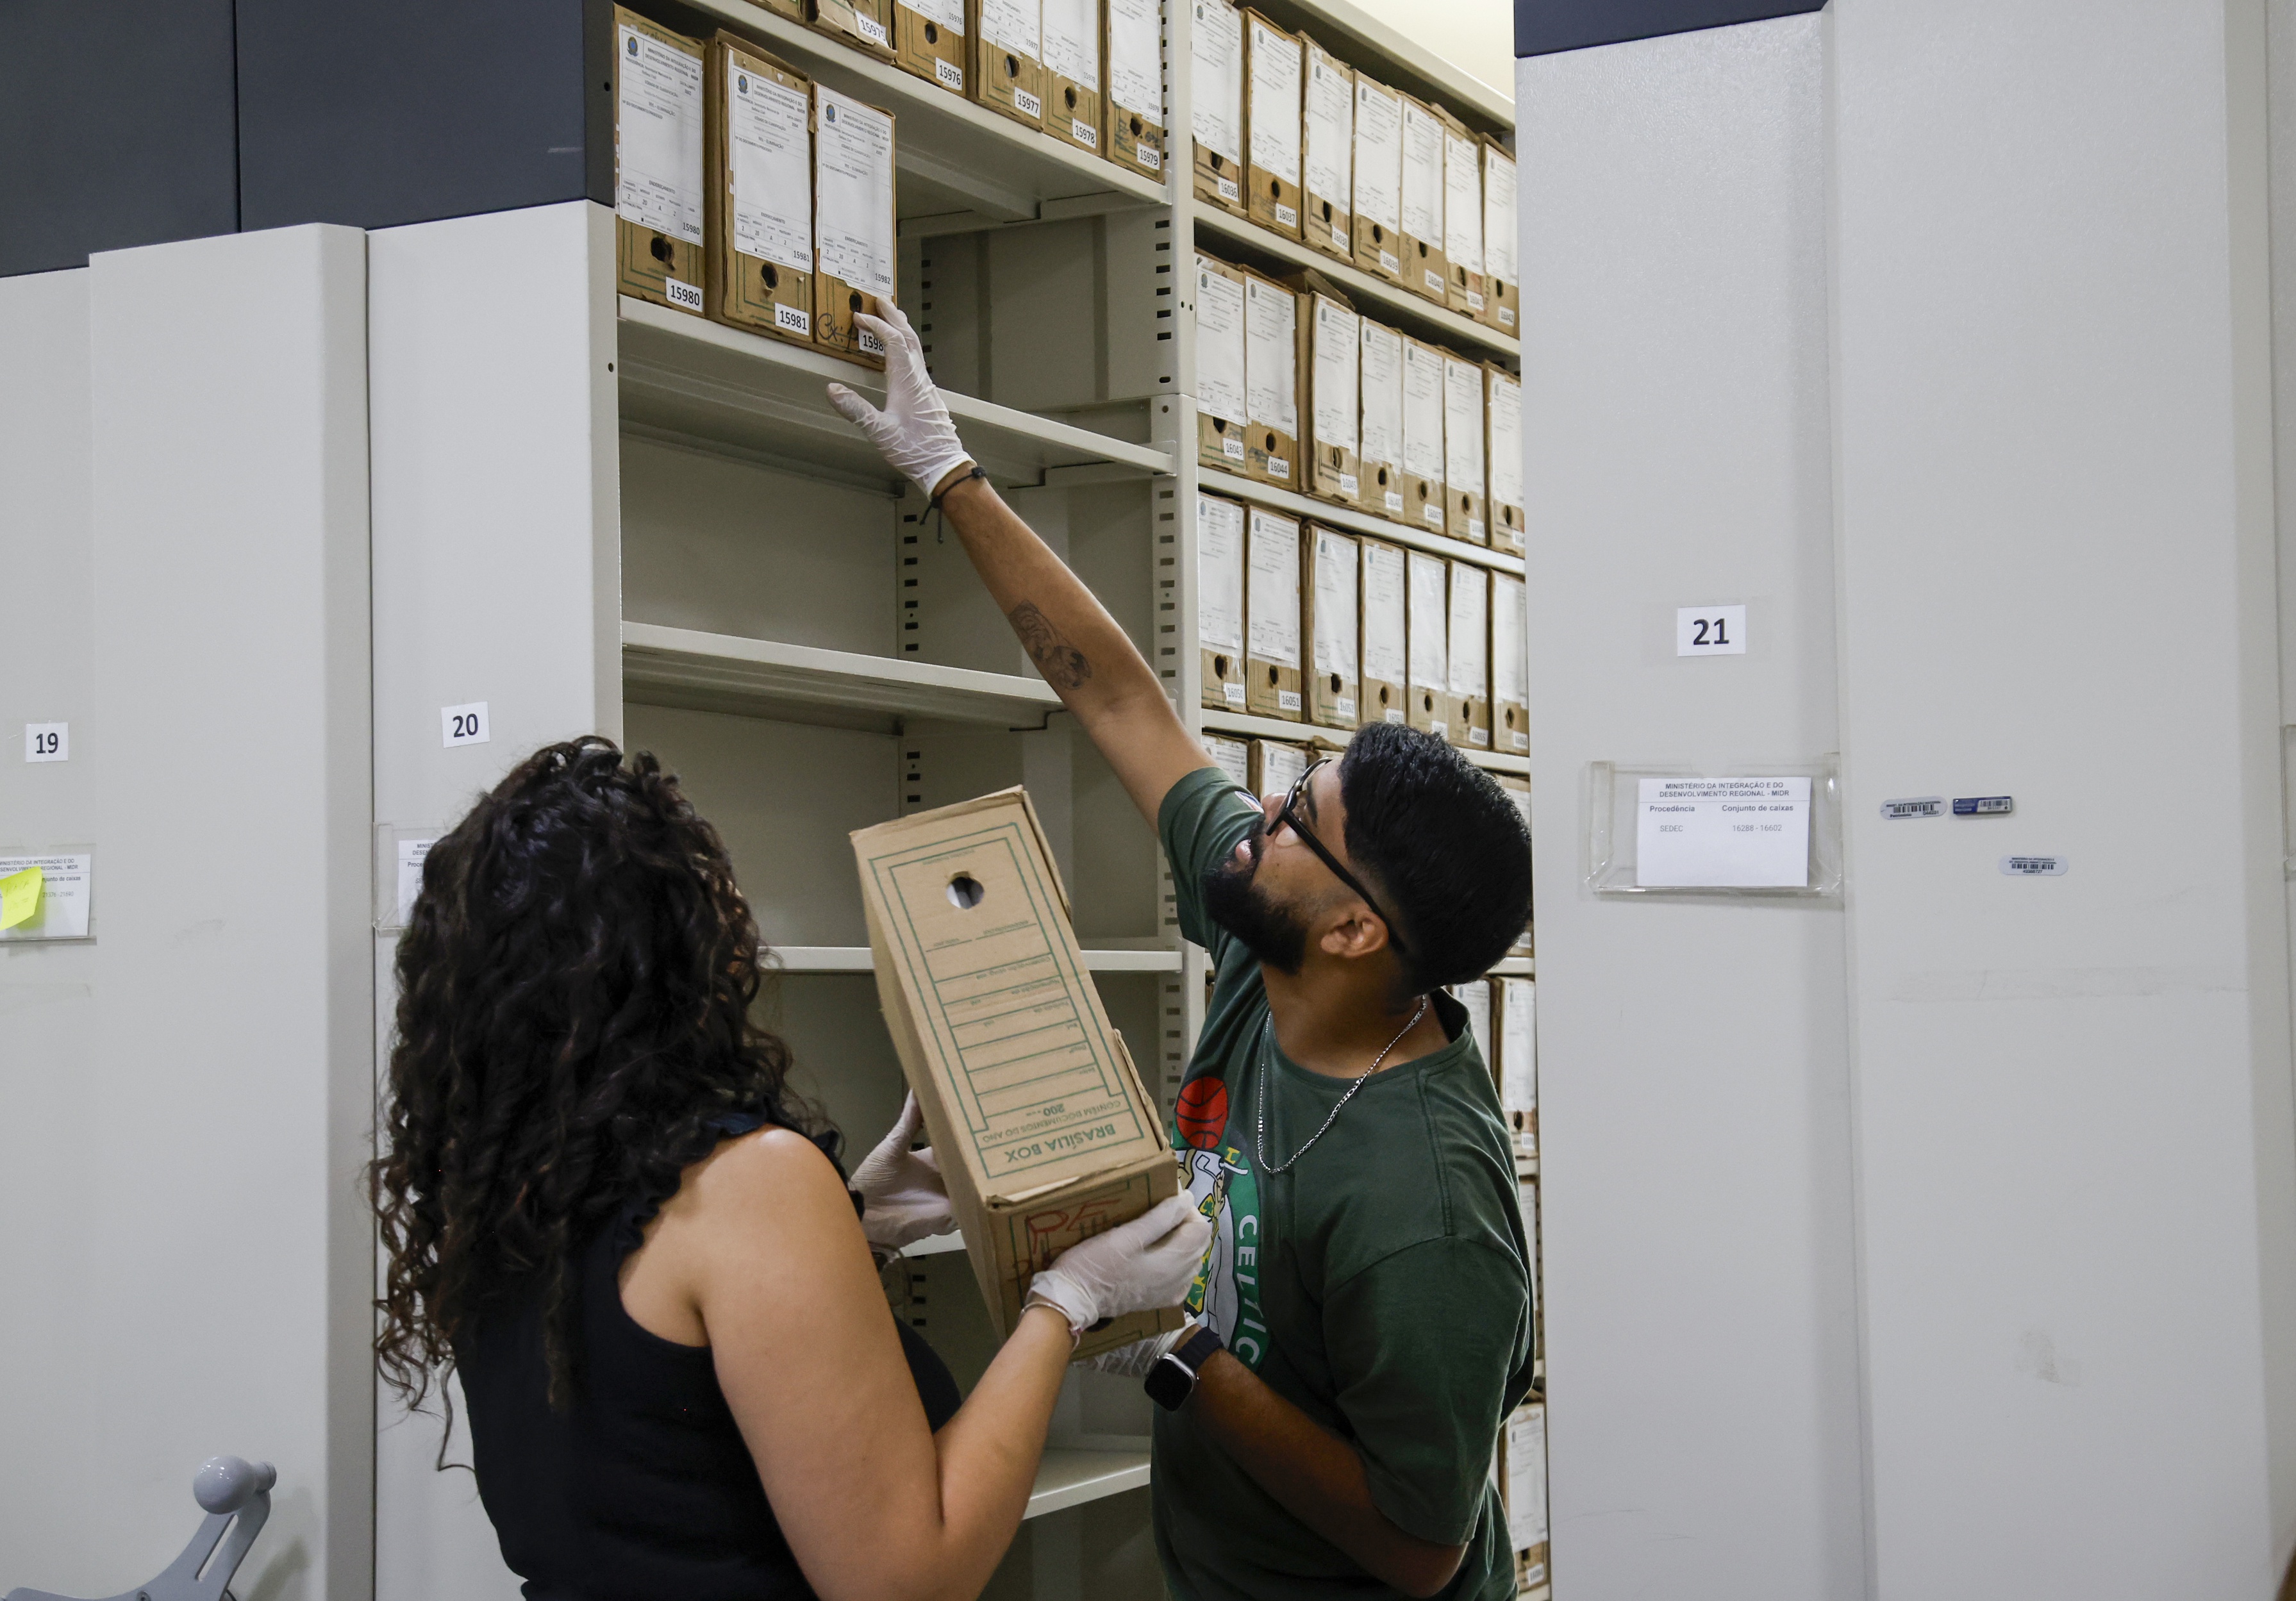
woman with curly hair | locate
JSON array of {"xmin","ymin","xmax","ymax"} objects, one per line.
[{"xmin": 372, "ymin": 738, "xmax": 1209, "ymax": 1601}]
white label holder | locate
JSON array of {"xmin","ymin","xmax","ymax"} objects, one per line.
[{"xmin": 1585, "ymin": 759, "xmax": 1843, "ymax": 899}]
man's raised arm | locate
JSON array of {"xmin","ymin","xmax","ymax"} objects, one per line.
[{"xmin": 829, "ymin": 306, "xmax": 1212, "ymax": 824}]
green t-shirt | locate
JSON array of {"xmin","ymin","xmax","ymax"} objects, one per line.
[{"xmin": 1151, "ymin": 767, "xmax": 1535, "ymax": 1601}]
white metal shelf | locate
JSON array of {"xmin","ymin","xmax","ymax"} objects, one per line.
[
  {"xmin": 677, "ymin": 0, "xmax": 1169, "ymax": 223},
  {"xmin": 617, "ymin": 297, "xmax": 1174, "ymax": 488},
  {"xmin": 1191, "ymin": 204, "xmax": 1519, "ymax": 363},
  {"xmin": 777, "ymin": 944, "xmax": 1183, "ymax": 973},
  {"xmin": 1488, "ymin": 956, "xmax": 1534, "ymax": 978},
  {"xmin": 1195, "ymin": 461, "xmax": 1525, "ymax": 575},
  {"xmin": 622, "ymin": 622, "xmax": 1060, "ymax": 729},
  {"xmin": 1026, "ymin": 1448, "xmax": 1152, "ymax": 1519},
  {"xmin": 1244, "ymin": 0, "xmax": 1515, "ymax": 131},
  {"xmin": 1201, "ymin": 707, "xmax": 1531, "ymax": 776}
]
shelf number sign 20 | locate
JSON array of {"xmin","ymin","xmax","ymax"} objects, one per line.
[
  {"xmin": 442, "ymin": 702, "xmax": 491, "ymax": 748},
  {"xmin": 1677, "ymin": 605, "xmax": 1747, "ymax": 658}
]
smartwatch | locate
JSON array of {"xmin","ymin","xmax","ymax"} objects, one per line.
[{"xmin": 1144, "ymin": 1325, "xmax": 1225, "ymax": 1411}]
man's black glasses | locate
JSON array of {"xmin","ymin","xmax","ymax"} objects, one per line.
[{"xmin": 1272, "ymin": 758, "xmax": 1409, "ymax": 958}]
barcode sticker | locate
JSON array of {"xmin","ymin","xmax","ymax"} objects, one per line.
[
  {"xmin": 1500, "ymin": 306, "xmax": 1517, "ymax": 328},
  {"xmin": 1468, "ymin": 290, "xmax": 1486, "ymax": 311},
  {"xmin": 1881, "ymin": 797, "xmax": 1945, "ymax": 820},
  {"xmin": 1422, "ymin": 502, "xmax": 1443, "ymax": 527},
  {"xmin": 2001, "ymin": 855, "xmax": 2067, "ymax": 877},
  {"xmin": 1385, "ymin": 490, "xmax": 1404, "ymax": 512},
  {"xmin": 1379, "ymin": 250, "xmax": 1399, "ymax": 274},
  {"xmin": 1424, "ymin": 269, "xmax": 1443, "ymax": 292},
  {"xmin": 664, "ymin": 278, "xmax": 703, "ymax": 311},
  {"xmin": 1339, "ymin": 472, "xmax": 1359, "ymax": 495}
]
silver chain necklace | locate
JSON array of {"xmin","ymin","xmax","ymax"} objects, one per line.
[{"xmin": 1254, "ymin": 997, "xmax": 1431, "ymax": 1175}]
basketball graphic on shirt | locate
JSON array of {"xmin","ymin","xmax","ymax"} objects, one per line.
[
  {"xmin": 1176, "ymin": 1076, "xmax": 1229, "ymax": 1149},
  {"xmin": 1175, "ymin": 1141, "xmax": 1269, "ymax": 1372}
]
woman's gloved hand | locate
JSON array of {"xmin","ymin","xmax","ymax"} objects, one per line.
[
  {"xmin": 851, "ymin": 1093, "xmax": 956, "ymax": 1254},
  {"xmin": 1088, "ymin": 1324, "xmax": 1193, "ymax": 1379},
  {"xmin": 1026, "ymin": 1195, "xmax": 1213, "ymax": 1341},
  {"xmin": 825, "ymin": 304, "xmax": 977, "ymax": 501}
]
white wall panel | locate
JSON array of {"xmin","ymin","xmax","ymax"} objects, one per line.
[
  {"xmin": 0, "ymin": 224, "xmax": 373, "ymax": 1599},
  {"xmin": 1517, "ymin": 17, "xmax": 1861, "ymax": 1600},
  {"xmin": 1831, "ymin": 1, "xmax": 2292, "ymax": 1595}
]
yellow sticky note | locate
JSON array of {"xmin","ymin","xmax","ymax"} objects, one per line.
[{"xmin": 0, "ymin": 865, "xmax": 42, "ymax": 931}]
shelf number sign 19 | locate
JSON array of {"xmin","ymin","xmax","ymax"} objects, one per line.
[
  {"xmin": 1677, "ymin": 605, "xmax": 1747, "ymax": 658},
  {"xmin": 442, "ymin": 702, "xmax": 491, "ymax": 748},
  {"xmin": 25, "ymin": 722, "xmax": 67, "ymax": 763}
]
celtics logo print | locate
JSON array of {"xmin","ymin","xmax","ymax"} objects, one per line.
[{"xmin": 1170, "ymin": 1074, "xmax": 1270, "ymax": 1370}]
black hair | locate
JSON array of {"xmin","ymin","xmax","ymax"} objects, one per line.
[{"xmin": 1338, "ymin": 722, "xmax": 1533, "ymax": 993}]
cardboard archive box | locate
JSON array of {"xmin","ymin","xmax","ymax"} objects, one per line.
[
  {"xmin": 1197, "ymin": 490, "xmax": 1249, "ymax": 712},
  {"xmin": 1304, "ymin": 525, "xmax": 1360, "ymax": 729},
  {"xmin": 1192, "ymin": 0, "xmax": 1247, "ymax": 215},
  {"xmin": 1300, "ymin": 38, "xmax": 1353, "ymax": 261},
  {"xmin": 1405, "ymin": 549, "xmax": 1449, "ymax": 738},
  {"xmin": 1446, "ymin": 560, "xmax": 1491, "ymax": 750},
  {"xmin": 1452, "ymin": 978, "xmax": 1493, "ymax": 1067},
  {"xmin": 1204, "ymin": 733, "xmax": 1252, "ymax": 789},
  {"xmin": 1104, "ymin": 0, "xmax": 1165, "ymax": 176},
  {"xmin": 1359, "ymin": 538, "xmax": 1408, "ymax": 725},
  {"xmin": 894, "ymin": 0, "xmax": 967, "ymax": 93},
  {"xmin": 1398, "ymin": 94, "xmax": 1449, "ymax": 303},
  {"xmin": 1357, "ymin": 317, "xmax": 1406, "ymax": 520},
  {"xmin": 1248, "ymin": 737, "xmax": 1311, "ymax": 800},
  {"xmin": 1497, "ymin": 975, "xmax": 1536, "ymax": 1152},
  {"xmin": 1242, "ymin": 268, "xmax": 1299, "ymax": 488},
  {"xmin": 1497, "ymin": 774, "xmax": 1533, "ymax": 951},
  {"xmin": 852, "ymin": 790, "xmax": 1183, "ymax": 1362},
  {"xmin": 1485, "ymin": 365, "xmax": 1524, "ymax": 556},
  {"xmin": 1245, "ymin": 505, "xmax": 1305, "ymax": 720},
  {"xmin": 613, "ymin": 8, "xmax": 707, "ymax": 315},
  {"xmin": 813, "ymin": 85, "xmax": 897, "ymax": 366},
  {"xmin": 706, "ymin": 37, "xmax": 815, "ymax": 345},
  {"xmin": 1401, "ymin": 336, "xmax": 1447, "ymax": 534},
  {"xmin": 1502, "ymin": 1403, "xmax": 1552, "ymax": 1593},
  {"xmin": 811, "ymin": 0, "xmax": 898, "ymax": 58},
  {"xmin": 1481, "ymin": 138, "xmax": 1519, "ymax": 333},
  {"xmin": 1443, "ymin": 351, "xmax": 1488, "ymax": 544},
  {"xmin": 1350, "ymin": 71, "xmax": 1405, "ymax": 282},
  {"xmin": 1242, "ymin": 10, "xmax": 1304, "ymax": 238},
  {"xmin": 970, "ymin": 0, "xmax": 1047, "ymax": 127},
  {"xmin": 1295, "ymin": 277, "xmax": 1360, "ymax": 505},
  {"xmin": 1490, "ymin": 570, "xmax": 1527, "ymax": 756},
  {"xmin": 1042, "ymin": 0, "xmax": 1102, "ymax": 153},
  {"xmin": 1194, "ymin": 253, "xmax": 1250, "ymax": 472},
  {"xmin": 1439, "ymin": 107, "xmax": 1485, "ymax": 319}
]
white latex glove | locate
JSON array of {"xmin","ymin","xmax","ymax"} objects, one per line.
[
  {"xmin": 1026, "ymin": 1195, "xmax": 1213, "ymax": 1339},
  {"xmin": 850, "ymin": 1093, "xmax": 956, "ymax": 1252},
  {"xmin": 1089, "ymin": 1323, "xmax": 1193, "ymax": 1379},
  {"xmin": 824, "ymin": 303, "xmax": 976, "ymax": 501}
]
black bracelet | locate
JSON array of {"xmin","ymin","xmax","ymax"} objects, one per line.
[{"xmin": 929, "ymin": 464, "xmax": 985, "ymax": 516}]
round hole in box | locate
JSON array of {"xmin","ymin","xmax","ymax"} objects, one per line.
[
  {"xmin": 1005, "ymin": 53, "xmax": 1020, "ymax": 78},
  {"xmin": 1211, "ymin": 152, "xmax": 1226, "ymax": 170},
  {"xmin": 1329, "ymin": 673, "xmax": 1342, "ymax": 693},
  {"xmin": 946, "ymin": 874, "xmax": 986, "ymax": 910},
  {"xmin": 924, "ymin": 20, "xmax": 938, "ymax": 40},
  {"xmin": 762, "ymin": 263, "xmax": 779, "ymax": 290},
  {"xmin": 1065, "ymin": 87, "xmax": 1078, "ymax": 110},
  {"xmin": 649, "ymin": 235, "xmax": 671, "ymax": 262},
  {"xmin": 1371, "ymin": 223, "xmax": 1384, "ymax": 242},
  {"xmin": 1267, "ymin": 666, "xmax": 1279, "ymax": 686},
  {"xmin": 850, "ymin": 290, "xmax": 864, "ymax": 311},
  {"xmin": 1213, "ymin": 653, "xmax": 1230, "ymax": 676}
]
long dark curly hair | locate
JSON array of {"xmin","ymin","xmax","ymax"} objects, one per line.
[{"xmin": 371, "ymin": 738, "xmax": 834, "ymax": 1416}]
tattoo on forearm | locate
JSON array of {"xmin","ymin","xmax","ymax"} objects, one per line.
[{"xmin": 1009, "ymin": 602, "xmax": 1095, "ymax": 692}]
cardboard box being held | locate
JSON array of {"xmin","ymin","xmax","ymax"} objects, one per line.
[
  {"xmin": 854, "ymin": 789, "xmax": 1182, "ymax": 1361},
  {"xmin": 813, "ymin": 86, "xmax": 898, "ymax": 367}
]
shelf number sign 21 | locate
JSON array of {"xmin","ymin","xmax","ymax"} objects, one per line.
[
  {"xmin": 1677, "ymin": 605, "xmax": 1747, "ymax": 658},
  {"xmin": 442, "ymin": 702, "xmax": 491, "ymax": 748}
]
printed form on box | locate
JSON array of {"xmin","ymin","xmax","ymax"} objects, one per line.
[
  {"xmin": 1195, "ymin": 259, "xmax": 1249, "ymax": 426},
  {"xmin": 1312, "ymin": 530, "xmax": 1360, "ymax": 683},
  {"xmin": 1399, "ymin": 100, "xmax": 1443, "ymax": 249},
  {"xmin": 728, "ymin": 69, "xmax": 813, "ymax": 272},
  {"xmin": 1192, "ymin": 1, "xmax": 1244, "ymax": 165},
  {"xmin": 1247, "ymin": 510, "xmax": 1302, "ymax": 669},
  {"xmin": 1244, "ymin": 276, "xmax": 1298, "ymax": 437},
  {"xmin": 1487, "ymin": 372, "xmax": 1523, "ymax": 510},
  {"xmin": 1444, "ymin": 125, "xmax": 1482, "ymax": 274},
  {"xmin": 1312, "ymin": 300, "xmax": 1360, "ymax": 456},
  {"xmin": 1352, "ymin": 79, "xmax": 1402, "ymax": 236},
  {"xmin": 1445, "ymin": 358, "xmax": 1486, "ymax": 509},
  {"xmin": 1247, "ymin": 19, "xmax": 1302, "ymax": 185},
  {"xmin": 1304, "ymin": 46, "xmax": 1352, "ymax": 214},
  {"xmin": 815, "ymin": 87, "xmax": 896, "ymax": 299},
  {"xmin": 1499, "ymin": 977, "xmax": 1535, "ymax": 1116},
  {"xmin": 1407, "ymin": 551, "xmax": 1449, "ymax": 693},
  {"xmin": 1492, "ymin": 572, "xmax": 1527, "ymax": 702},
  {"xmin": 1360, "ymin": 543, "xmax": 1408, "ymax": 692},
  {"xmin": 1402, "ymin": 342, "xmax": 1445, "ymax": 485},
  {"xmin": 1108, "ymin": 0, "xmax": 1160, "ymax": 119},
  {"xmin": 1484, "ymin": 147, "xmax": 1518, "ymax": 286},
  {"xmin": 1359, "ymin": 322, "xmax": 1404, "ymax": 482},
  {"xmin": 1042, "ymin": 0, "xmax": 1099, "ymax": 88},
  {"xmin": 618, "ymin": 24, "xmax": 704, "ymax": 244},
  {"xmin": 1448, "ymin": 563, "xmax": 1488, "ymax": 699},
  {"xmin": 979, "ymin": 0, "xmax": 1042, "ymax": 61},
  {"xmin": 1197, "ymin": 495, "xmax": 1247, "ymax": 659}
]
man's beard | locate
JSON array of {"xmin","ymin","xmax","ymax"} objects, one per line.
[{"xmin": 1201, "ymin": 822, "xmax": 1311, "ymax": 974}]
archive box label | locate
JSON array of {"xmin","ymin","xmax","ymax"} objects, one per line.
[
  {"xmin": 0, "ymin": 854, "xmax": 92, "ymax": 942},
  {"xmin": 1636, "ymin": 777, "xmax": 1811, "ymax": 890}
]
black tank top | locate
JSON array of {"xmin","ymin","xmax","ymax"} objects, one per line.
[{"xmin": 458, "ymin": 1118, "xmax": 961, "ymax": 1601}]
